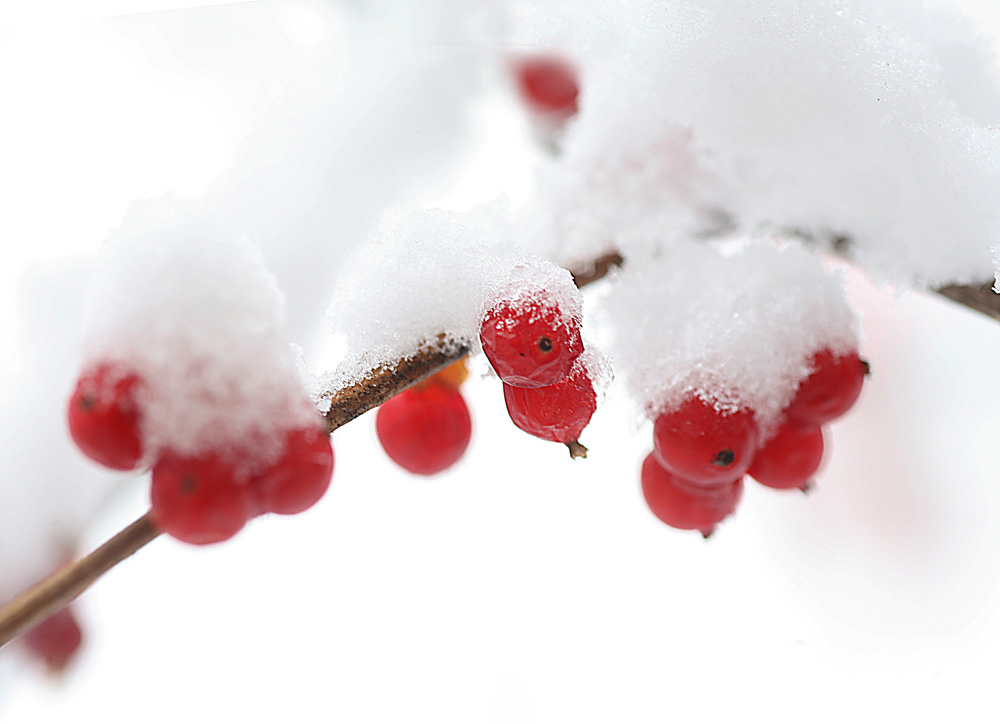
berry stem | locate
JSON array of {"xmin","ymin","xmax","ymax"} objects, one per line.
[
  {"xmin": 0, "ymin": 512, "xmax": 160, "ymax": 649},
  {"xmin": 565, "ymin": 440, "xmax": 589, "ymax": 459}
]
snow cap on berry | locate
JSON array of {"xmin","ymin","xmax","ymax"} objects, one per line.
[
  {"xmin": 321, "ymin": 203, "xmax": 582, "ymax": 391},
  {"xmin": 82, "ymin": 198, "xmax": 318, "ymax": 474},
  {"xmin": 602, "ymin": 236, "xmax": 859, "ymax": 438}
]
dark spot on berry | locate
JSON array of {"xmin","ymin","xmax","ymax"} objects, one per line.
[
  {"xmin": 79, "ymin": 395, "xmax": 96, "ymax": 411},
  {"xmin": 537, "ymin": 336, "xmax": 553, "ymax": 353},
  {"xmin": 711, "ymin": 449, "xmax": 735, "ymax": 468},
  {"xmin": 180, "ymin": 476, "xmax": 197, "ymax": 494}
]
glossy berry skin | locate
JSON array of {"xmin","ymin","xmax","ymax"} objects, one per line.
[
  {"xmin": 652, "ymin": 396, "xmax": 759, "ymax": 486},
  {"xmin": 503, "ymin": 362, "xmax": 596, "ymax": 444},
  {"xmin": 640, "ymin": 453, "xmax": 743, "ymax": 537},
  {"xmin": 749, "ymin": 423, "xmax": 824, "ymax": 492},
  {"xmin": 480, "ymin": 298, "xmax": 584, "ymax": 389},
  {"xmin": 514, "ymin": 56, "xmax": 580, "ymax": 116},
  {"xmin": 785, "ymin": 348, "xmax": 867, "ymax": 425},
  {"xmin": 23, "ymin": 607, "xmax": 83, "ymax": 674},
  {"xmin": 376, "ymin": 384, "xmax": 472, "ymax": 476},
  {"xmin": 250, "ymin": 427, "xmax": 334, "ymax": 515},
  {"xmin": 151, "ymin": 452, "xmax": 254, "ymax": 545},
  {"xmin": 67, "ymin": 364, "xmax": 144, "ymax": 471}
]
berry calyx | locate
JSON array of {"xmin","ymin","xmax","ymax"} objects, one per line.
[
  {"xmin": 150, "ymin": 452, "xmax": 254, "ymax": 545},
  {"xmin": 250, "ymin": 427, "xmax": 335, "ymax": 515},
  {"xmin": 503, "ymin": 360, "xmax": 596, "ymax": 457},
  {"xmin": 376, "ymin": 384, "xmax": 472, "ymax": 476},
  {"xmin": 480, "ymin": 297, "xmax": 584, "ymax": 389},
  {"xmin": 513, "ymin": 55, "xmax": 580, "ymax": 116},
  {"xmin": 748, "ymin": 423, "xmax": 824, "ymax": 492},
  {"xmin": 652, "ymin": 395, "xmax": 759, "ymax": 486},
  {"xmin": 785, "ymin": 348, "xmax": 867, "ymax": 425},
  {"xmin": 640, "ymin": 453, "xmax": 743, "ymax": 537},
  {"xmin": 67, "ymin": 363, "xmax": 145, "ymax": 471},
  {"xmin": 23, "ymin": 607, "xmax": 83, "ymax": 674}
]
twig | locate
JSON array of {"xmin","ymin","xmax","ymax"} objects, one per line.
[
  {"xmin": 0, "ymin": 253, "xmax": 624, "ymax": 651},
  {"xmin": 0, "ymin": 513, "xmax": 159, "ymax": 648},
  {"xmin": 934, "ymin": 281, "xmax": 1000, "ymax": 323}
]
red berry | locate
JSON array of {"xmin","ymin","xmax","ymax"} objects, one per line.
[
  {"xmin": 503, "ymin": 361, "xmax": 596, "ymax": 454},
  {"xmin": 250, "ymin": 427, "xmax": 334, "ymax": 515},
  {"xmin": 151, "ymin": 452, "xmax": 254, "ymax": 545},
  {"xmin": 23, "ymin": 607, "xmax": 83, "ymax": 674},
  {"xmin": 376, "ymin": 385, "xmax": 472, "ymax": 476},
  {"xmin": 785, "ymin": 348, "xmax": 867, "ymax": 425},
  {"xmin": 748, "ymin": 423, "xmax": 824, "ymax": 492},
  {"xmin": 652, "ymin": 395, "xmax": 759, "ymax": 486},
  {"xmin": 67, "ymin": 363, "xmax": 144, "ymax": 471},
  {"xmin": 480, "ymin": 297, "xmax": 584, "ymax": 389},
  {"xmin": 514, "ymin": 55, "xmax": 580, "ymax": 116},
  {"xmin": 640, "ymin": 453, "xmax": 743, "ymax": 537}
]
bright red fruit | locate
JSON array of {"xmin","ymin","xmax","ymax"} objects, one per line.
[
  {"xmin": 785, "ymin": 348, "xmax": 867, "ymax": 425},
  {"xmin": 640, "ymin": 453, "xmax": 743, "ymax": 537},
  {"xmin": 514, "ymin": 55, "xmax": 580, "ymax": 116},
  {"xmin": 748, "ymin": 423, "xmax": 824, "ymax": 491},
  {"xmin": 67, "ymin": 363, "xmax": 144, "ymax": 471},
  {"xmin": 480, "ymin": 297, "xmax": 584, "ymax": 389},
  {"xmin": 503, "ymin": 361, "xmax": 596, "ymax": 456},
  {"xmin": 250, "ymin": 427, "xmax": 334, "ymax": 515},
  {"xmin": 23, "ymin": 607, "xmax": 83, "ymax": 674},
  {"xmin": 151, "ymin": 452, "xmax": 254, "ymax": 545},
  {"xmin": 652, "ymin": 395, "xmax": 759, "ymax": 486},
  {"xmin": 376, "ymin": 384, "xmax": 472, "ymax": 476}
]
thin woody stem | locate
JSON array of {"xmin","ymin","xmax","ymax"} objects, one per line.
[
  {"xmin": 0, "ymin": 513, "xmax": 159, "ymax": 648},
  {"xmin": 0, "ymin": 251, "xmax": 625, "ymax": 651}
]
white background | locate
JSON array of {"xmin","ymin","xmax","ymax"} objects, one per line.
[{"xmin": 3, "ymin": 1, "xmax": 1000, "ymax": 721}]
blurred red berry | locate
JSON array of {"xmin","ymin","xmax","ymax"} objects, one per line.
[
  {"xmin": 749, "ymin": 423, "xmax": 824, "ymax": 491},
  {"xmin": 785, "ymin": 348, "xmax": 867, "ymax": 425},
  {"xmin": 652, "ymin": 395, "xmax": 759, "ymax": 486},
  {"xmin": 151, "ymin": 452, "xmax": 254, "ymax": 545},
  {"xmin": 24, "ymin": 607, "xmax": 83, "ymax": 674},
  {"xmin": 480, "ymin": 297, "xmax": 584, "ymax": 389},
  {"xmin": 376, "ymin": 385, "xmax": 472, "ymax": 476},
  {"xmin": 250, "ymin": 427, "xmax": 334, "ymax": 515},
  {"xmin": 514, "ymin": 55, "xmax": 580, "ymax": 116},
  {"xmin": 640, "ymin": 453, "xmax": 743, "ymax": 537},
  {"xmin": 67, "ymin": 363, "xmax": 144, "ymax": 471}
]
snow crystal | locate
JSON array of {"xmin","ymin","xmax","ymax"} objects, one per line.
[
  {"xmin": 323, "ymin": 203, "xmax": 582, "ymax": 387},
  {"xmin": 82, "ymin": 198, "xmax": 317, "ymax": 472},
  {"xmin": 512, "ymin": 0, "xmax": 1000, "ymax": 289},
  {"xmin": 600, "ymin": 236, "xmax": 860, "ymax": 438}
]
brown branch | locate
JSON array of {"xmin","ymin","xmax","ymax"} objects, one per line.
[
  {"xmin": 0, "ymin": 513, "xmax": 160, "ymax": 648},
  {"xmin": 934, "ymin": 281, "xmax": 1000, "ymax": 323},
  {"xmin": 0, "ymin": 253, "xmax": 624, "ymax": 652}
]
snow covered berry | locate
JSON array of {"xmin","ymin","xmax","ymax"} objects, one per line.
[
  {"xmin": 376, "ymin": 384, "xmax": 472, "ymax": 476},
  {"xmin": 513, "ymin": 55, "xmax": 579, "ymax": 117},
  {"xmin": 503, "ymin": 360, "xmax": 596, "ymax": 457},
  {"xmin": 748, "ymin": 423, "xmax": 824, "ymax": 492},
  {"xmin": 23, "ymin": 607, "xmax": 84, "ymax": 674},
  {"xmin": 480, "ymin": 297, "xmax": 584, "ymax": 389},
  {"xmin": 785, "ymin": 348, "xmax": 867, "ymax": 425},
  {"xmin": 250, "ymin": 427, "xmax": 334, "ymax": 515},
  {"xmin": 652, "ymin": 395, "xmax": 759, "ymax": 486},
  {"xmin": 150, "ymin": 452, "xmax": 254, "ymax": 545},
  {"xmin": 67, "ymin": 363, "xmax": 145, "ymax": 471},
  {"xmin": 640, "ymin": 453, "xmax": 743, "ymax": 537}
]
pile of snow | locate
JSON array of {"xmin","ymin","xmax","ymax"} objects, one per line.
[
  {"xmin": 600, "ymin": 237, "xmax": 859, "ymax": 437},
  {"xmin": 82, "ymin": 199, "xmax": 316, "ymax": 471}
]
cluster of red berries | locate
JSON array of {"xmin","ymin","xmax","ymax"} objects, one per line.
[
  {"xmin": 481, "ymin": 296, "xmax": 597, "ymax": 456},
  {"xmin": 67, "ymin": 363, "xmax": 334, "ymax": 545},
  {"xmin": 641, "ymin": 348, "xmax": 868, "ymax": 537},
  {"xmin": 375, "ymin": 360, "xmax": 473, "ymax": 476}
]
